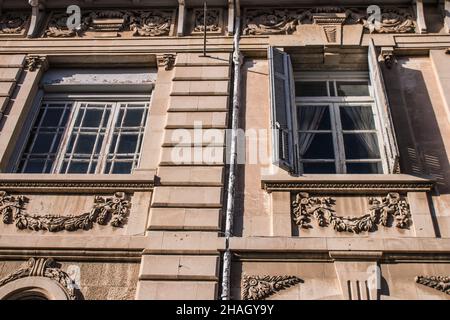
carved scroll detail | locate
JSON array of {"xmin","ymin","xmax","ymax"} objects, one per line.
[
  {"xmin": 242, "ymin": 275, "xmax": 302, "ymax": 300},
  {"xmin": 193, "ymin": 8, "xmax": 222, "ymax": 33},
  {"xmin": 0, "ymin": 12, "xmax": 29, "ymax": 35},
  {"xmin": 43, "ymin": 10, "xmax": 174, "ymax": 38},
  {"xmin": 24, "ymin": 55, "xmax": 47, "ymax": 71},
  {"xmin": 242, "ymin": 7, "xmax": 415, "ymax": 35},
  {"xmin": 292, "ymin": 192, "xmax": 411, "ymax": 234},
  {"xmin": 0, "ymin": 191, "xmax": 130, "ymax": 232},
  {"xmin": 415, "ymin": 276, "xmax": 450, "ymax": 295},
  {"xmin": 0, "ymin": 257, "xmax": 78, "ymax": 300}
]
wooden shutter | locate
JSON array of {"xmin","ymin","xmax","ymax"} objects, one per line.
[
  {"xmin": 368, "ymin": 39, "xmax": 400, "ymax": 173},
  {"xmin": 268, "ymin": 47, "xmax": 297, "ymax": 173}
]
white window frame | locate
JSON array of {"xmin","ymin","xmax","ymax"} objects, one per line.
[
  {"xmin": 13, "ymin": 93, "xmax": 151, "ymax": 174},
  {"xmin": 294, "ymin": 71, "xmax": 388, "ymax": 174}
]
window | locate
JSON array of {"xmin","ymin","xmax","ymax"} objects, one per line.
[
  {"xmin": 268, "ymin": 42, "xmax": 399, "ymax": 175},
  {"xmin": 296, "ymin": 74, "xmax": 382, "ymax": 174},
  {"xmin": 16, "ymin": 98, "xmax": 149, "ymax": 174}
]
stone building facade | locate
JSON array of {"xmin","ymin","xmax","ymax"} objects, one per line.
[{"xmin": 0, "ymin": 0, "xmax": 449, "ymax": 300}]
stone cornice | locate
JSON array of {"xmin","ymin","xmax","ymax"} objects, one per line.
[
  {"xmin": 261, "ymin": 174, "xmax": 434, "ymax": 193},
  {"xmin": 0, "ymin": 173, "xmax": 155, "ymax": 193}
]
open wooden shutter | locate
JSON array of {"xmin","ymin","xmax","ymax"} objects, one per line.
[
  {"xmin": 268, "ymin": 47, "xmax": 297, "ymax": 173},
  {"xmin": 368, "ymin": 39, "xmax": 400, "ymax": 173}
]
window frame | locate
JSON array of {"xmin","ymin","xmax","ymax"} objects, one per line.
[
  {"xmin": 12, "ymin": 93, "xmax": 151, "ymax": 175},
  {"xmin": 294, "ymin": 71, "xmax": 388, "ymax": 174}
]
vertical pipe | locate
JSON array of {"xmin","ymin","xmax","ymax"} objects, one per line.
[{"xmin": 220, "ymin": 1, "xmax": 241, "ymax": 300}]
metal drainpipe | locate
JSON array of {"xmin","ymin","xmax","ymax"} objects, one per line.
[{"xmin": 220, "ymin": 0, "xmax": 241, "ymax": 301}]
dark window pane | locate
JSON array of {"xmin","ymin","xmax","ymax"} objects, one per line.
[
  {"xmin": 67, "ymin": 161, "xmax": 89, "ymax": 173},
  {"xmin": 95, "ymin": 135, "xmax": 104, "ymax": 154},
  {"xmin": 74, "ymin": 135, "xmax": 96, "ymax": 154},
  {"xmin": 303, "ymin": 162, "xmax": 336, "ymax": 174},
  {"xmin": 109, "ymin": 134, "xmax": 118, "ymax": 153},
  {"xmin": 111, "ymin": 162, "xmax": 133, "ymax": 174},
  {"xmin": 82, "ymin": 109, "xmax": 104, "ymax": 127},
  {"xmin": 340, "ymin": 106, "xmax": 375, "ymax": 130},
  {"xmin": 117, "ymin": 135, "xmax": 138, "ymax": 154},
  {"xmin": 346, "ymin": 162, "xmax": 382, "ymax": 174},
  {"xmin": 344, "ymin": 133, "xmax": 380, "ymax": 159},
  {"xmin": 295, "ymin": 81, "xmax": 328, "ymax": 97},
  {"xmin": 273, "ymin": 51, "xmax": 284, "ymax": 74},
  {"xmin": 31, "ymin": 134, "xmax": 54, "ymax": 153},
  {"xmin": 51, "ymin": 133, "xmax": 63, "ymax": 153},
  {"xmin": 23, "ymin": 160, "xmax": 46, "ymax": 173},
  {"xmin": 123, "ymin": 109, "xmax": 144, "ymax": 127},
  {"xmin": 41, "ymin": 108, "xmax": 64, "ymax": 127},
  {"xmin": 336, "ymin": 81, "xmax": 370, "ymax": 96},
  {"xmin": 298, "ymin": 105, "xmax": 331, "ymax": 130},
  {"xmin": 299, "ymin": 133, "xmax": 334, "ymax": 159},
  {"xmin": 329, "ymin": 81, "xmax": 336, "ymax": 96}
]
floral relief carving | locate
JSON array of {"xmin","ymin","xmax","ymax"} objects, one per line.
[
  {"xmin": 415, "ymin": 276, "xmax": 450, "ymax": 295},
  {"xmin": 292, "ymin": 192, "xmax": 411, "ymax": 234},
  {"xmin": 242, "ymin": 275, "xmax": 302, "ymax": 300},
  {"xmin": 0, "ymin": 191, "xmax": 130, "ymax": 232},
  {"xmin": 193, "ymin": 8, "xmax": 222, "ymax": 33},
  {"xmin": 43, "ymin": 10, "xmax": 174, "ymax": 38},
  {"xmin": 242, "ymin": 7, "xmax": 415, "ymax": 35},
  {"xmin": 0, "ymin": 12, "xmax": 30, "ymax": 35},
  {"xmin": 0, "ymin": 257, "xmax": 78, "ymax": 300}
]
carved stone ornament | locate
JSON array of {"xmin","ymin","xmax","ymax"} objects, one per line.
[
  {"xmin": 157, "ymin": 54, "xmax": 176, "ymax": 70},
  {"xmin": 0, "ymin": 257, "xmax": 78, "ymax": 300},
  {"xmin": 415, "ymin": 276, "xmax": 450, "ymax": 295},
  {"xmin": 193, "ymin": 8, "xmax": 222, "ymax": 33},
  {"xmin": 24, "ymin": 55, "xmax": 47, "ymax": 71},
  {"xmin": 292, "ymin": 192, "xmax": 411, "ymax": 234},
  {"xmin": 242, "ymin": 275, "xmax": 302, "ymax": 300},
  {"xmin": 242, "ymin": 7, "xmax": 415, "ymax": 35},
  {"xmin": 0, "ymin": 12, "xmax": 30, "ymax": 35},
  {"xmin": 0, "ymin": 191, "xmax": 130, "ymax": 232},
  {"xmin": 44, "ymin": 10, "xmax": 174, "ymax": 38}
]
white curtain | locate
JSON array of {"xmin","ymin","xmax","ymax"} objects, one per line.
[{"xmin": 298, "ymin": 106, "xmax": 327, "ymax": 157}]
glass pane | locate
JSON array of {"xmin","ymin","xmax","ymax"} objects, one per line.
[
  {"xmin": 123, "ymin": 109, "xmax": 144, "ymax": 127},
  {"xmin": 299, "ymin": 133, "xmax": 334, "ymax": 159},
  {"xmin": 344, "ymin": 133, "xmax": 380, "ymax": 159},
  {"xmin": 346, "ymin": 162, "xmax": 382, "ymax": 174},
  {"xmin": 31, "ymin": 133, "xmax": 54, "ymax": 153},
  {"xmin": 303, "ymin": 162, "xmax": 336, "ymax": 174},
  {"xmin": 340, "ymin": 106, "xmax": 375, "ymax": 130},
  {"xmin": 41, "ymin": 108, "xmax": 64, "ymax": 127},
  {"xmin": 295, "ymin": 81, "xmax": 328, "ymax": 97},
  {"xmin": 23, "ymin": 160, "xmax": 46, "ymax": 173},
  {"xmin": 111, "ymin": 162, "xmax": 133, "ymax": 174},
  {"xmin": 74, "ymin": 135, "xmax": 96, "ymax": 154},
  {"xmin": 117, "ymin": 134, "xmax": 138, "ymax": 154},
  {"xmin": 298, "ymin": 105, "xmax": 331, "ymax": 130},
  {"xmin": 336, "ymin": 81, "xmax": 370, "ymax": 96},
  {"xmin": 82, "ymin": 109, "xmax": 103, "ymax": 127},
  {"xmin": 67, "ymin": 161, "xmax": 89, "ymax": 173}
]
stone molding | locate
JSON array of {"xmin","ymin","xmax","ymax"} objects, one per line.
[
  {"xmin": 0, "ymin": 191, "xmax": 130, "ymax": 232},
  {"xmin": 192, "ymin": 8, "xmax": 223, "ymax": 34},
  {"xmin": 241, "ymin": 274, "xmax": 302, "ymax": 300},
  {"xmin": 242, "ymin": 6, "xmax": 415, "ymax": 35},
  {"xmin": 0, "ymin": 257, "xmax": 78, "ymax": 300},
  {"xmin": 292, "ymin": 192, "xmax": 411, "ymax": 234},
  {"xmin": 415, "ymin": 275, "xmax": 450, "ymax": 295},
  {"xmin": 157, "ymin": 53, "xmax": 176, "ymax": 70},
  {"xmin": 24, "ymin": 55, "xmax": 48, "ymax": 71}
]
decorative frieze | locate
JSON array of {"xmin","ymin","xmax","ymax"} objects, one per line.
[
  {"xmin": 0, "ymin": 257, "xmax": 78, "ymax": 300},
  {"xmin": 0, "ymin": 12, "xmax": 30, "ymax": 36},
  {"xmin": 0, "ymin": 191, "xmax": 130, "ymax": 232},
  {"xmin": 242, "ymin": 7, "xmax": 415, "ymax": 35},
  {"xmin": 192, "ymin": 8, "xmax": 223, "ymax": 34},
  {"xmin": 415, "ymin": 276, "xmax": 450, "ymax": 295},
  {"xmin": 292, "ymin": 192, "xmax": 411, "ymax": 234},
  {"xmin": 242, "ymin": 275, "xmax": 302, "ymax": 300},
  {"xmin": 43, "ymin": 10, "xmax": 175, "ymax": 38}
]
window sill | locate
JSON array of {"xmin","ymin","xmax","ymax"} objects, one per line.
[
  {"xmin": 0, "ymin": 171, "xmax": 156, "ymax": 193},
  {"xmin": 261, "ymin": 172, "xmax": 434, "ymax": 194}
]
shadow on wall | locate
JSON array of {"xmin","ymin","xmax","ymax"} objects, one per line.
[{"xmin": 382, "ymin": 56, "xmax": 450, "ymax": 195}]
